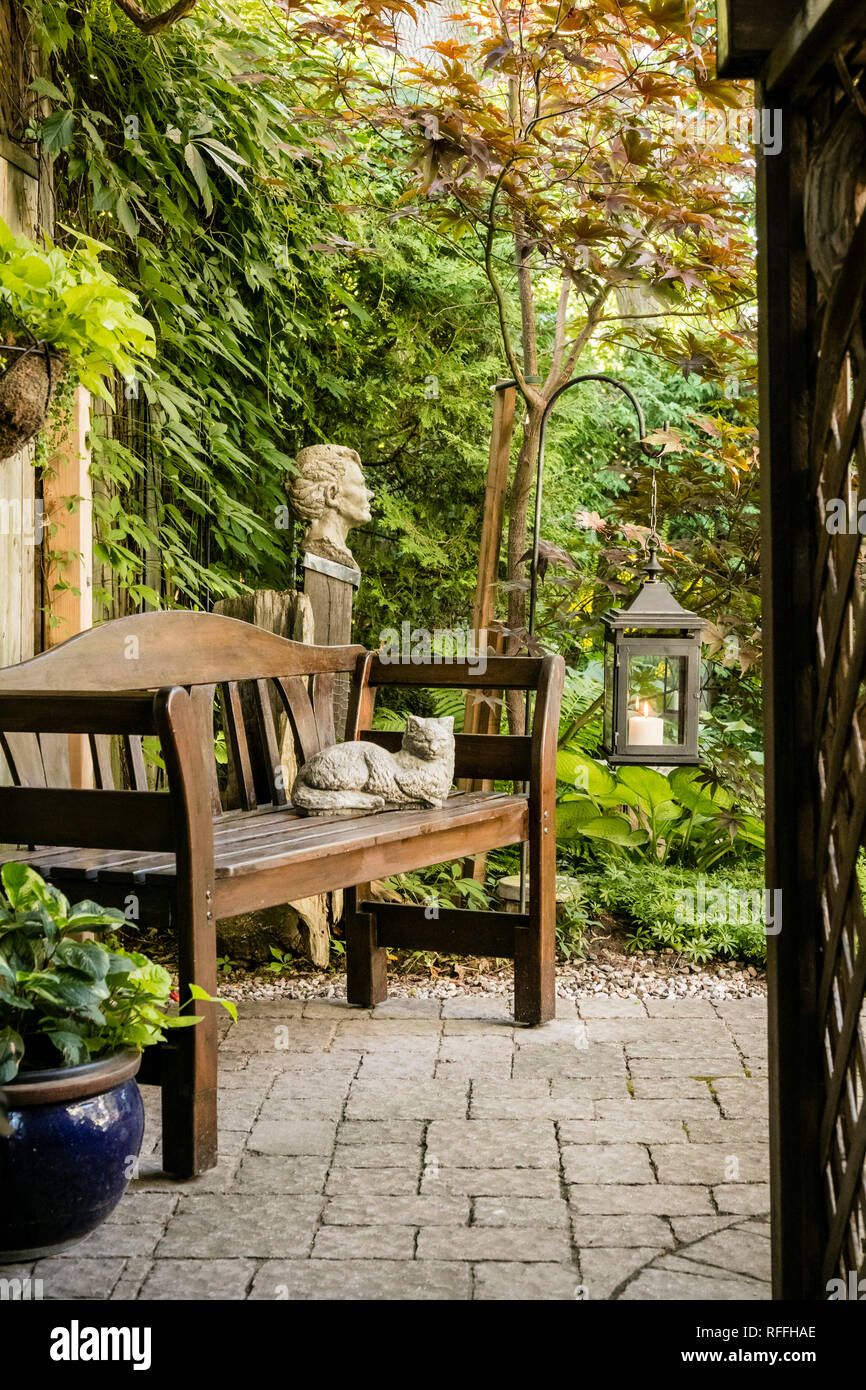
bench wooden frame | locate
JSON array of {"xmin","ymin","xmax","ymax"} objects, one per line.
[{"xmin": 0, "ymin": 612, "xmax": 564, "ymax": 1177}]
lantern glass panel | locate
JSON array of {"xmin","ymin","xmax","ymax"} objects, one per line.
[
  {"xmin": 603, "ymin": 637, "xmax": 615, "ymax": 751},
  {"xmin": 625, "ymin": 651, "xmax": 687, "ymax": 748}
]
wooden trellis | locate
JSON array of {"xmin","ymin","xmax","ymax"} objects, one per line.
[{"xmin": 721, "ymin": 0, "xmax": 866, "ymax": 1299}]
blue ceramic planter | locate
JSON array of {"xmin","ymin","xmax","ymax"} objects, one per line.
[{"xmin": 0, "ymin": 1049, "xmax": 144, "ymax": 1262}]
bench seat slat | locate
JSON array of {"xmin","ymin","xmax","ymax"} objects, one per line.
[
  {"xmin": 214, "ymin": 793, "xmax": 528, "ymax": 915},
  {"xmin": 214, "ymin": 792, "xmax": 524, "ymax": 875},
  {"xmin": 12, "ymin": 801, "xmax": 355, "ymax": 878},
  {"xmin": 6, "ymin": 793, "xmax": 528, "ymax": 901},
  {"xmin": 16, "ymin": 806, "xmax": 365, "ymax": 882}
]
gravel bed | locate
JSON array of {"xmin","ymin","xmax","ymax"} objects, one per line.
[{"xmin": 217, "ymin": 939, "xmax": 766, "ymax": 1006}]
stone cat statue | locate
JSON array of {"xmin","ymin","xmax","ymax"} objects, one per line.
[{"xmin": 291, "ymin": 715, "xmax": 455, "ymax": 816}]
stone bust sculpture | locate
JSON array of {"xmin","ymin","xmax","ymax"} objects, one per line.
[{"xmin": 288, "ymin": 444, "xmax": 373, "ymax": 569}]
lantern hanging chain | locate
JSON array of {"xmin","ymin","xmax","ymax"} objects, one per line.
[
  {"xmin": 644, "ymin": 460, "xmax": 662, "ymax": 578},
  {"xmin": 645, "ymin": 418, "xmax": 666, "ymax": 559}
]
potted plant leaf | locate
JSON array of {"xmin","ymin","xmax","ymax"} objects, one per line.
[
  {"xmin": 0, "ymin": 217, "xmax": 154, "ymax": 462},
  {"xmin": 0, "ymin": 863, "xmax": 233, "ymax": 1261}
]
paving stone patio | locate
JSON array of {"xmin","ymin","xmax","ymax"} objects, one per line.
[{"xmin": 15, "ymin": 993, "xmax": 771, "ymax": 1300}]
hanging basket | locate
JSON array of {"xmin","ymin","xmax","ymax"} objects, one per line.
[{"xmin": 0, "ymin": 341, "xmax": 66, "ymax": 463}]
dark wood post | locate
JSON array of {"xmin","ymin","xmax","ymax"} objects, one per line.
[
  {"xmin": 756, "ymin": 87, "xmax": 823, "ymax": 1299},
  {"xmin": 301, "ymin": 552, "xmax": 359, "ymax": 741},
  {"xmin": 156, "ymin": 685, "xmax": 218, "ymax": 1177},
  {"xmin": 514, "ymin": 654, "xmax": 562, "ymax": 1025}
]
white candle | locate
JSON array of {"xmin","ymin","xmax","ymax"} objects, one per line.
[{"xmin": 628, "ymin": 700, "xmax": 664, "ymax": 746}]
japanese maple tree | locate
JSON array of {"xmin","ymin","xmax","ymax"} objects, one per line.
[{"xmin": 289, "ymin": 1, "xmax": 756, "ymax": 721}]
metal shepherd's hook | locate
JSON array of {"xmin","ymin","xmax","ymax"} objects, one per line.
[{"xmin": 518, "ymin": 374, "xmax": 663, "ymax": 914}]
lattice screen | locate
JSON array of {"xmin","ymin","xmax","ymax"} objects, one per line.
[{"xmin": 806, "ymin": 67, "xmax": 866, "ymax": 1284}]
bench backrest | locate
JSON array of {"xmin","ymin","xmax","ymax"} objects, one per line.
[{"xmin": 0, "ymin": 612, "xmax": 365, "ymax": 813}]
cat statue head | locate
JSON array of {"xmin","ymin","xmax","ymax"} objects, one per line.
[{"xmin": 403, "ymin": 714, "xmax": 455, "ymax": 761}]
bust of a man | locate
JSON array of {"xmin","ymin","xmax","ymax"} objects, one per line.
[{"xmin": 288, "ymin": 444, "xmax": 372, "ymax": 570}]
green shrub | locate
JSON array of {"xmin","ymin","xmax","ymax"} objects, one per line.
[
  {"xmin": 554, "ymin": 876, "xmax": 598, "ymax": 961},
  {"xmin": 581, "ymin": 861, "xmax": 768, "ymax": 965}
]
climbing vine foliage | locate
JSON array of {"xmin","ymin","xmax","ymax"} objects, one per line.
[{"xmin": 29, "ymin": 0, "xmax": 501, "ymax": 619}]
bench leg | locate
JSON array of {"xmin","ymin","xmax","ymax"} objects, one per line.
[
  {"xmin": 346, "ymin": 888, "xmax": 388, "ymax": 1007},
  {"xmin": 514, "ymin": 830, "xmax": 556, "ymax": 1026},
  {"xmin": 160, "ymin": 894, "xmax": 219, "ymax": 1178}
]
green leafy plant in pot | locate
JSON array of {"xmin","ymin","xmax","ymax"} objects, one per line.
[
  {"xmin": 0, "ymin": 218, "xmax": 154, "ymax": 462},
  {"xmin": 0, "ymin": 863, "xmax": 233, "ymax": 1260}
]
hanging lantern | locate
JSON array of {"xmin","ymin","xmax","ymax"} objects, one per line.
[
  {"xmin": 601, "ymin": 534, "xmax": 704, "ymax": 766},
  {"xmin": 523, "ymin": 372, "xmax": 705, "ymax": 767},
  {"xmin": 518, "ymin": 371, "xmax": 701, "ymax": 907}
]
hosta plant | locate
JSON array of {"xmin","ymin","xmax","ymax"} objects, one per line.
[
  {"xmin": 0, "ymin": 863, "xmax": 233, "ymax": 1086},
  {"xmin": 555, "ymin": 750, "xmax": 764, "ymax": 870}
]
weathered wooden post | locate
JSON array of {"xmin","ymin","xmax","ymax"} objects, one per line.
[
  {"xmin": 289, "ymin": 443, "xmax": 371, "ymax": 740},
  {"xmin": 300, "ymin": 552, "xmax": 360, "ymax": 740}
]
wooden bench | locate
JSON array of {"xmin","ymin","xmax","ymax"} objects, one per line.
[{"xmin": 0, "ymin": 612, "xmax": 564, "ymax": 1176}]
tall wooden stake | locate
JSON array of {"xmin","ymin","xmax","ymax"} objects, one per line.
[
  {"xmin": 463, "ymin": 381, "xmax": 516, "ymax": 879},
  {"xmin": 467, "ymin": 382, "xmax": 515, "ymax": 694},
  {"xmin": 43, "ymin": 385, "xmax": 93, "ymax": 787}
]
